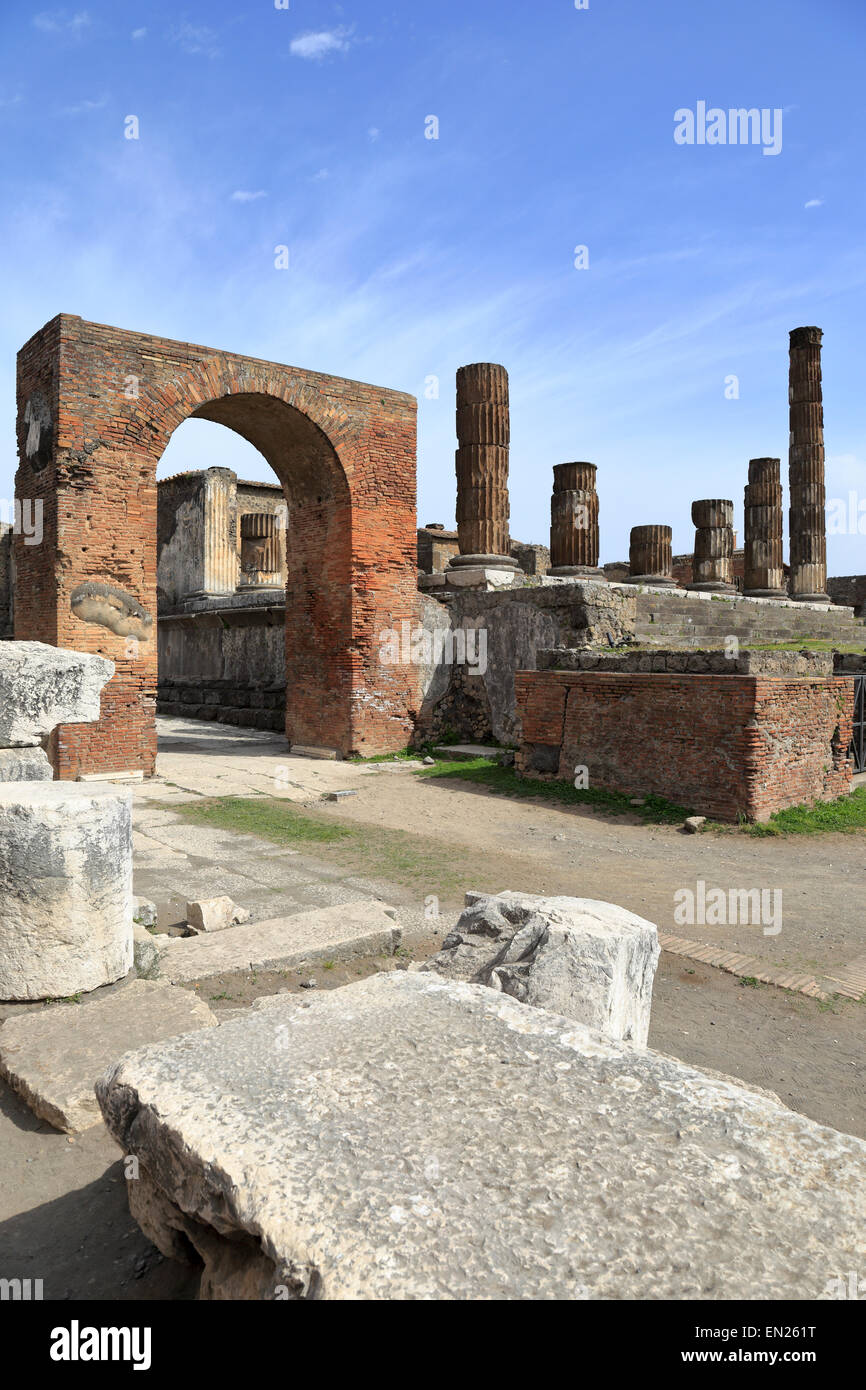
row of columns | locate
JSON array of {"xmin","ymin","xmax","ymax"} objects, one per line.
[{"xmin": 448, "ymin": 328, "xmax": 829, "ymax": 600}]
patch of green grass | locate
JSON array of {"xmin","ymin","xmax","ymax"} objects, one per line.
[
  {"xmin": 174, "ymin": 796, "xmax": 468, "ymax": 896},
  {"xmin": 416, "ymin": 759, "xmax": 693, "ymax": 824},
  {"xmin": 742, "ymin": 786, "xmax": 866, "ymax": 836},
  {"xmin": 348, "ymin": 747, "xmax": 419, "ymax": 764},
  {"xmin": 747, "ymin": 639, "xmax": 866, "ymax": 654},
  {"xmin": 178, "ymin": 796, "xmax": 352, "ymax": 844},
  {"xmin": 738, "ymin": 976, "xmax": 761, "ymax": 988}
]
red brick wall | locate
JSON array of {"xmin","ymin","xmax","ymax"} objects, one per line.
[
  {"xmin": 515, "ymin": 671, "xmax": 854, "ymax": 822},
  {"xmin": 15, "ymin": 315, "xmax": 420, "ymax": 776}
]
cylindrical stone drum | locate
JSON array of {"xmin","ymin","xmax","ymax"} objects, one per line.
[
  {"xmin": 688, "ymin": 499, "xmax": 735, "ymax": 592},
  {"xmin": 453, "ymin": 364, "xmax": 514, "ymax": 564},
  {"xmin": 0, "ymin": 784, "xmax": 133, "ymax": 1001},
  {"xmin": 743, "ymin": 458, "xmax": 785, "ymax": 598},
  {"xmin": 788, "ymin": 326, "xmax": 829, "ymax": 601},
  {"xmin": 549, "ymin": 462, "xmax": 603, "ymax": 576},
  {"xmin": 629, "ymin": 525, "xmax": 676, "ymax": 586}
]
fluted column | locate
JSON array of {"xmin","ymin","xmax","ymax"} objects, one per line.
[
  {"xmin": 199, "ymin": 468, "xmax": 237, "ymax": 596},
  {"xmin": 743, "ymin": 458, "xmax": 786, "ymax": 598},
  {"xmin": 788, "ymin": 326, "xmax": 829, "ymax": 601},
  {"xmin": 629, "ymin": 525, "xmax": 676, "ymax": 586},
  {"xmin": 238, "ymin": 512, "xmax": 284, "ymax": 589},
  {"xmin": 687, "ymin": 500, "xmax": 735, "ymax": 592},
  {"xmin": 549, "ymin": 462, "xmax": 604, "ymax": 579},
  {"xmin": 451, "ymin": 363, "xmax": 516, "ymax": 568}
]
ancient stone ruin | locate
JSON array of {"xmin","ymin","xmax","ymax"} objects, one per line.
[
  {"xmin": 94, "ymin": 969, "xmax": 866, "ymax": 1300},
  {"xmin": 2, "ymin": 316, "xmax": 866, "ymax": 1304},
  {"xmin": 743, "ymin": 457, "xmax": 786, "ymax": 598},
  {"xmin": 447, "ymin": 362, "xmax": 518, "ymax": 587},
  {"xmin": 549, "ymin": 462, "xmax": 604, "ymax": 579},
  {"xmin": 688, "ymin": 499, "xmax": 736, "ymax": 593},
  {"xmin": 789, "ymin": 326, "xmax": 830, "ymax": 603},
  {"xmin": 0, "ymin": 642, "xmax": 131, "ymax": 1000},
  {"xmin": 628, "ymin": 523, "xmax": 676, "ymax": 586}
]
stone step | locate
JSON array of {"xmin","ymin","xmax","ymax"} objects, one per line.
[
  {"xmin": 0, "ymin": 980, "xmax": 217, "ymax": 1132},
  {"xmin": 149, "ymin": 901, "xmax": 401, "ymax": 985}
]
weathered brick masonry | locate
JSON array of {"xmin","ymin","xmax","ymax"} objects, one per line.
[
  {"xmin": 515, "ymin": 671, "xmax": 854, "ymax": 821},
  {"xmin": 15, "ymin": 315, "xmax": 420, "ymax": 775}
]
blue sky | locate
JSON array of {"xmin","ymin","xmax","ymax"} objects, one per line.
[{"xmin": 2, "ymin": 0, "xmax": 865, "ymax": 570}]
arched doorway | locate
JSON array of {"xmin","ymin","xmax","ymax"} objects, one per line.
[{"xmin": 14, "ymin": 315, "xmax": 420, "ymax": 777}]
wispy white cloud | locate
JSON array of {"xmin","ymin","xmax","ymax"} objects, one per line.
[
  {"xmin": 33, "ymin": 10, "xmax": 91, "ymax": 36},
  {"xmin": 804, "ymin": 198, "xmax": 824, "ymax": 209},
  {"xmin": 62, "ymin": 95, "xmax": 108, "ymax": 115},
  {"xmin": 290, "ymin": 28, "xmax": 352, "ymax": 61},
  {"xmin": 368, "ymin": 127, "xmax": 380, "ymax": 143},
  {"xmin": 132, "ymin": 28, "xmax": 147, "ymax": 41},
  {"xmin": 230, "ymin": 190, "xmax": 267, "ymax": 203},
  {"xmin": 171, "ymin": 22, "xmax": 220, "ymax": 59}
]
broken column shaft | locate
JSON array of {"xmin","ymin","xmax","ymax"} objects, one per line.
[
  {"xmin": 788, "ymin": 326, "xmax": 829, "ymax": 602},
  {"xmin": 549, "ymin": 463, "xmax": 604, "ymax": 579},
  {"xmin": 451, "ymin": 363, "xmax": 516, "ymax": 571},
  {"xmin": 629, "ymin": 525, "xmax": 676, "ymax": 586},
  {"xmin": 743, "ymin": 458, "xmax": 786, "ymax": 598},
  {"xmin": 687, "ymin": 500, "xmax": 735, "ymax": 592}
]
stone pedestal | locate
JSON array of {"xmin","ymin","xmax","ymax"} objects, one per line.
[
  {"xmin": 549, "ymin": 462, "xmax": 605, "ymax": 579},
  {"xmin": 449, "ymin": 364, "xmax": 517, "ymax": 576},
  {"xmin": 788, "ymin": 327, "xmax": 830, "ymax": 602},
  {"xmin": 0, "ymin": 783, "xmax": 133, "ymax": 1001},
  {"xmin": 629, "ymin": 525, "xmax": 677, "ymax": 586},
  {"xmin": 687, "ymin": 500, "xmax": 736, "ymax": 593},
  {"xmin": 744, "ymin": 458, "xmax": 786, "ymax": 598},
  {"xmin": 445, "ymin": 564, "xmax": 516, "ymax": 589}
]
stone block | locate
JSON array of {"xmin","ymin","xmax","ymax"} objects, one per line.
[
  {"xmin": 0, "ymin": 747, "xmax": 53, "ymax": 781},
  {"xmin": 150, "ymin": 901, "xmax": 401, "ymax": 984},
  {"xmin": 186, "ymin": 896, "xmax": 251, "ymax": 933},
  {"xmin": 421, "ymin": 891, "xmax": 658, "ymax": 1046},
  {"xmin": 0, "ymin": 641, "xmax": 113, "ymax": 746},
  {"xmin": 0, "ymin": 783, "xmax": 133, "ymax": 1001},
  {"xmin": 96, "ymin": 972, "xmax": 866, "ymax": 1300},
  {"xmin": 0, "ymin": 980, "xmax": 217, "ymax": 1132},
  {"xmin": 133, "ymin": 925, "xmax": 163, "ymax": 980},
  {"xmin": 133, "ymin": 897, "xmax": 158, "ymax": 928}
]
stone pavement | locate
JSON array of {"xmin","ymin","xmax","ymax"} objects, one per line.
[{"xmin": 132, "ymin": 718, "xmax": 431, "ymax": 941}]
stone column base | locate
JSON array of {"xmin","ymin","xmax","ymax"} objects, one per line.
[
  {"xmin": 744, "ymin": 588, "xmax": 788, "ymax": 600},
  {"xmin": 548, "ymin": 566, "xmax": 606, "ymax": 581},
  {"xmin": 448, "ymin": 553, "xmax": 518, "ymax": 570},
  {"xmin": 686, "ymin": 582, "xmax": 737, "ymax": 594},
  {"xmin": 790, "ymin": 592, "xmax": 832, "ymax": 604},
  {"xmin": 446, "ymin": 565, "xmax": 516, "ymax": 589},
  {"xmin": 629, "ymin": 574, "xmax": 678, "ymax": 587}
]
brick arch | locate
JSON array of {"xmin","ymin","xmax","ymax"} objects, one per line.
[{"xmin": 15, "ymin": 315, "xmax": 420, "ymax": 776}]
